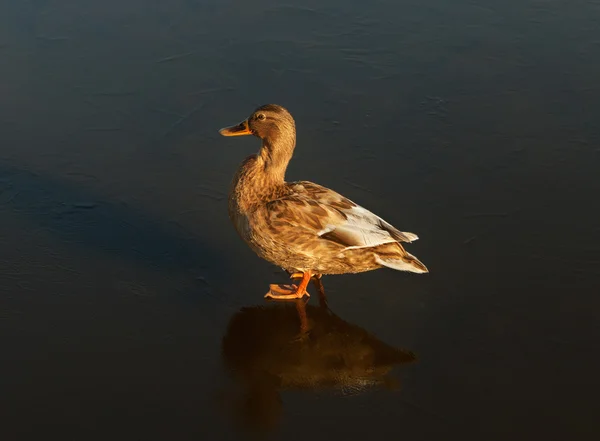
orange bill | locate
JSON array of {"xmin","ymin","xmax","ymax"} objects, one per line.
[{"xmin": 219, "ymin": 119, "xmax": 252, "ymax": 136}]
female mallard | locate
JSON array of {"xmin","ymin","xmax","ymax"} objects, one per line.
[{"xmin": 220, "ymin": 104, "xmax": 428, "ymax": 300}]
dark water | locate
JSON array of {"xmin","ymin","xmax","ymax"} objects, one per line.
[{"xmin": 1, "ymin": 1, "xmax": 599, "ymax": 439}]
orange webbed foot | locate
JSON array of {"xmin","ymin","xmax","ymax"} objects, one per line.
[
  {"xmin": 264, "ymin": 283, "xmax": 310, "ymax": 300},
  {"xmin": 264, "ymin": 271, "xmax": 313, "ymax": 300}
]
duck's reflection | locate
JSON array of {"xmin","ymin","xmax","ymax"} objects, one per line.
[{"xmin": 220, "ymin": 300, "xmax": 416, "ymax": 432}]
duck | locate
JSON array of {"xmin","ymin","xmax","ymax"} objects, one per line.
[{"xmin": 219, "ymin": 104, "xmax": 428, "ymax": 300}]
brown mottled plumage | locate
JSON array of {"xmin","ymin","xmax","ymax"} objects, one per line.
[{"xmin": 219, "ymin": 104, "xmax": 428, "ymax": 300}]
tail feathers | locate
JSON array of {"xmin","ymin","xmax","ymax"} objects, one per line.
[{"xmin": 375, "ymin": 252, "xmax": 429, "ymax": 274}]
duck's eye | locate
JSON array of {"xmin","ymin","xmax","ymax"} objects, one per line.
[{"xmin": 256, "ymin": 113, "xmax": 266, "ymax": 121}]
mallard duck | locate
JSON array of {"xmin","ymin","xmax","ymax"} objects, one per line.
[{"xmin": 219, "ymin": 104, "xmax": 428, "ymax": 300}]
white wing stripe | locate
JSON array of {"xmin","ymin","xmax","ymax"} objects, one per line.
[{"xmin": 328, "ymin": 205, "xmax": 402, "ymax": 250}]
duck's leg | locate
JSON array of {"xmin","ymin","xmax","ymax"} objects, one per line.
[
  {"xmin": 290, "ymin": 272, "xmax": 327, "ymax": 307},
  {"xmin": 312, "ymin": 274, "xmax": 328, "ymax": 308},
  {"xmin": 265, "ymin": 271, "xmax": 312, "ymax": 300}
]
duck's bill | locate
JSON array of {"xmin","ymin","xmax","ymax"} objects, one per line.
[{"xmin": 219, "ymin": 120, "xmax": 252, "ymax": 136}]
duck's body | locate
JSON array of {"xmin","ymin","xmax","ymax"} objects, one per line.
[{"xmin": 221, "ymin": 104, "xmax": 428, "ymax": 299}]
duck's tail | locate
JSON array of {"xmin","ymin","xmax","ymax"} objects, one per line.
[{"xmin": 374, "ymin": 247, "xmax": 429, "ymax": 274}]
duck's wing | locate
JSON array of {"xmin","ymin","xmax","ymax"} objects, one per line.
[{"xmin": 265, "ymin": 181, "xmax": 418, "ymax": 250}]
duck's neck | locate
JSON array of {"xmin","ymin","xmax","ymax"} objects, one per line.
[
  {"xmin": 257, "ymin": 131, "xmax": 296, "ymax": 184},
  {"xmin": 230, "ymin": 133, "xmax": 296, "ymax": 214}
]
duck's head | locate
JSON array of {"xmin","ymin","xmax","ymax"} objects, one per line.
[{"xmin": 219, "ymin": 104, "xmax": 295, "ymax": 142}]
